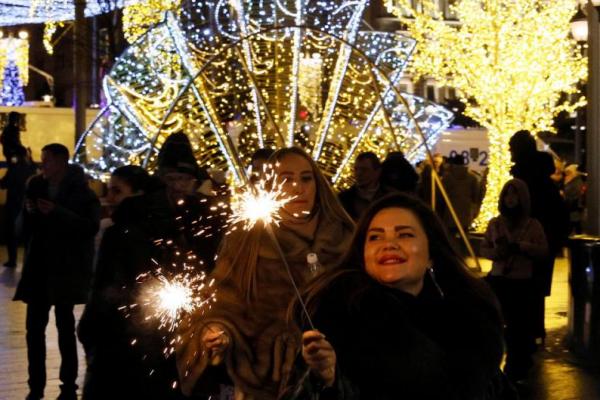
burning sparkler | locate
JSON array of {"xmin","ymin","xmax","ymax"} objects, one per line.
[
  {"xmin": 137, "ymin": 266, "xmax": 216, "ymax": 333},
  {"xmin": 227, "ymin": 164, "xmax": 296, "ymax": 231}
]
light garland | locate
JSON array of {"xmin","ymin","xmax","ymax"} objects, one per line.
[
  {"xmin": 122, "ymin": 0, "xmax": 180, "ymax": 43},
  {"xmin": 0, "ymin": 37, "xmax": 29, "ymax": 106},
  {"xmin": 0, "ymin": 0, "xmax": 141, "ymax": 26},
  {"xmin": 43, "ymin": 20, "xmax": 65, "ymax": 55},
  {"xmin": 74, "ymin": 0, "xmax": 454, "ymax": 188},
  {"xmin": 386, "ymin": 0, "xmax": 587, "ymax": 231}
]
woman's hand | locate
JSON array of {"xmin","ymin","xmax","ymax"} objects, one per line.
[
  {"xmin": 201, "ymin": 323, "xmax": 230, "ymax": 366},
  {"xmin": 302, "ymin": 330, "xmax": 336, "ymax": 387}
]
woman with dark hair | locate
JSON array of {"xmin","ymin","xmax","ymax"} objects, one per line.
[
  {"xmin": 176, "ymin": 147, "xmax": 354, "ymax": 400},
  {"xmin": 290, "ymin": 193, "xmax": 507, "ymax": 399},
  {"xmin": 78, "ymin": 164, "xmax": 188, "ymax": 400},
  {"xmin": 106, "ymin": 165, "xmax": 154, "ymax": 205}
]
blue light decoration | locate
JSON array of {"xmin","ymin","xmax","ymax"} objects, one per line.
[
  {"xmin": 73, "ymin": 0, "xmax": 454, "ymax": 188},
  {"xmin": 0, "ymin": 60, "xmax": 25, "ymax": 106}
]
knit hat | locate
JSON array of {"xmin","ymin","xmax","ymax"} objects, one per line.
[{"xmin": 156, "ymin": 133, "xmax": 209, "ymax": 180}]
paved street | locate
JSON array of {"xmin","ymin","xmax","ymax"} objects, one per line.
[{"xmin": 0, "ymin": 251, "xmax": 598, "ymax": 399}]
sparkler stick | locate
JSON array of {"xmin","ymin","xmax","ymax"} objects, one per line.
[{"xmin": 265, "ymin": 223, "xmax": 316, "ymax": 330}]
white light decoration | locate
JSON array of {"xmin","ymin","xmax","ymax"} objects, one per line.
[
  {"xmin": 0, "ymin": 0, "xmax": 139, "ymax": 26},
  {"xmin": 0, "ymin": 37, "xmax": 29, "ymax": 91},
  {"xmin": 73, "ymin": 1, "xmax": 454, "ymax": 189}
]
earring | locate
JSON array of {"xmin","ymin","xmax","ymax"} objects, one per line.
[{"xmin": 428, "ymin": 266, "xmax": 445, "ymax": 299}]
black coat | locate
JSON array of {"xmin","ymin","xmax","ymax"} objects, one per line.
[
  {"xmin": 78, "ymin": 190, "xmax": 222, "ymax": 400},
  {"xmin": 299, "ymin": 271, "xmax": 504, "ymax": 400},
  {"xmin": 14, "ymin": 165, "xmax": 100, "ymax": 305}
]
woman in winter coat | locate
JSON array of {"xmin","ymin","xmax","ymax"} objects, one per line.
[
  {"xmin": 289, "ymin": 193, "xmax": 506, "ymax": 400},
  {"xmin": 79, "ymin": 158, "xmax": 215, "ymax": 399},
  {"xmin": 481, "ymin": 178, "xmax": 548, "ymax": 382},
  {"xmin": 176, "ymin": 147, "xmax": 354, "ymax": 400}
]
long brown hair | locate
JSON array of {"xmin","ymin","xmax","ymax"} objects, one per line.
[
  {"xmin": 214, "ymin": 147, "xmax": 353, "ymax": 302},
  {"xmin": 300, "ymin": 193, "xmax": 501, "ymax": 323}
]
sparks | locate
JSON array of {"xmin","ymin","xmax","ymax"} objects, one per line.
[
  {"xmin": 138, "ymin": 268, "xmax": 216, "ymax": 332},
  {"xmin": 227, "ymin": 165, "xmax": 296, "ymax": 231}
]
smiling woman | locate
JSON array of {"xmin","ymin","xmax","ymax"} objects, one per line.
[{"xmin": 287, "ymin": 193, "xmax": 510, "ymax": 400}]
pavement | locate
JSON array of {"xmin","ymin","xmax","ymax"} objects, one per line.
[{"xmin": 0, "ymin": 250, "xmax": 598, "ymax": 399}]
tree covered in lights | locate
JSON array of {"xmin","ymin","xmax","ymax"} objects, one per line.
[
  {"xmin": 0, "ymin": 60, "xmax": 25, "ymax": 106},
  {"xmin": 386, "ymin": 0, "xmax": 587, "ymax": 230}
]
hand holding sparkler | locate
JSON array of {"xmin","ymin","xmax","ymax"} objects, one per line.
[
  {"xmin": 302, "ymin": 330, "xmax": 336, "ymax": 387},
  {"xmin": 201, "ymin": 323, "xmax": 230, "ymax": 366}
]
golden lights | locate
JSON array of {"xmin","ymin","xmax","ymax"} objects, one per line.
[{"xmin": 386, "ymin": 0, "xmax": 587, "ymax": 230}]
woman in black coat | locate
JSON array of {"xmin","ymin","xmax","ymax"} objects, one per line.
[{"xmin": 289, "ymin": 193, "xmax": 508, "ymax": 400}]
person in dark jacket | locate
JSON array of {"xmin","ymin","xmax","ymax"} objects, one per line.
[
  {"xmin": 288, "ymin": 193, "xmax": 507, "ymax": 400},
  {"xmin": 509, "ymin": 131, "xmax": 569, "ymax": 342},
  {"xmin": 380, "ymin": 151, "xmax": 419, "ymax": 193},
  {"xmin": 440, "ymin": 154, "xmax": 480, "ymax": 235},
  {"xmin": 78, "ymin": 134, "xmax": 223, "ymax": 400},
  {"xmin": 338, "ymin": 152, "xmax": 391, "ymax": 220},
  {"xmin": 1, "ymin": 111, "xmax": 23, "ymax": 162},
  {"xmin": 0, "ymin": 144, "xmax": 37, "ymax": 267},
  {"xmin": 14, "ymin": 143, "xmax": 100, "ymax": 400}
]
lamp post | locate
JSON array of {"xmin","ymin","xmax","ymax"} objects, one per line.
[
  {"xmin": 74, "ymin": 0, "xmax": 88, "ymax": 145},
  {"xmin": 572, "ymin": 0, "xmax": 600, "ymax": 235},
  {"xmin": 571, "ymin": 8, "xmax": 588, "ymax": 167}
]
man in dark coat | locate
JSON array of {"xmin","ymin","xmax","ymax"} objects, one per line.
[
  {"xmin": 338, "ymin": 152, "xmax": 391, "ymax": 221},
  {"xmin": 14, "ymin": 143, "xmax": 100, "ymax": 400},
  {"xmin": 509, "ymin": 131, "xmax": 569, "ymax": 341}
]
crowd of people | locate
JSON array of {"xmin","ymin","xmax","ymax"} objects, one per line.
[{"xmin": 0, "ymin": 115, "xmax": 581, "ymax": 400}]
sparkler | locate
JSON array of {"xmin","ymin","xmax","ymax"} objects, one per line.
[
  {"xmin": 137, "ymin": 266, "xmax": 216, "ymax": 333},
  {"xmin": 227, "ymin": 164, "xmax": 296, "ymax": 231}
]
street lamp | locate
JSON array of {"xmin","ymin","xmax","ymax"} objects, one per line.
[{"xmin": 572, "ymin": 8, "xmax": 589, "ymax": 42}]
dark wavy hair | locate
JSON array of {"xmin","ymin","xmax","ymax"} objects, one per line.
[{"xmin": 299, "ymin": 192, "xmax": 500, "ymax": 321}]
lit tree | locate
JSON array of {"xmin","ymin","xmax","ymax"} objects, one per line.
[
  {"xmin": 0, "ymin": 60, "xmax": 25, "ymax": 106},
  {"xmin": 386, "ymin": 0, "xmax": 587, "ymax": 230}
]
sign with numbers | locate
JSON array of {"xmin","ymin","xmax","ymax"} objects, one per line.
[{"xmin": 433, "ymin": 127, "xmax": 489, "ymax": 173}]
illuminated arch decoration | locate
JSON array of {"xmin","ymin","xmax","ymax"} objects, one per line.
[{"xmin": 74, "ymin": 0, "xmax": 453, "ymax": 189}]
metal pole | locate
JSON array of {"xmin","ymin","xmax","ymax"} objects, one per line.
[
  {"xmin": 586, "ymin": 2, "xmax": 600, "ymax": 234},
  {"xmin": 74, "ymin": 0, "xmax": 88, "ymax": 144}
]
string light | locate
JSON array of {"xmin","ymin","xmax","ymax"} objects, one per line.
[
  {"xmin": 74, "ymin": 1, "xmax": 454, "ymax": 187},
  {"xmin": 386, "ymin": 0, "xmax": 587, "ymax": 231},
  {"xmin": 0, "ymin": 0, "xmax": 137, "ymax": 26},
  {"xmin": 0, "ymin": 37, "xmax": 29, "ymax": 106},
  {"xmin": 43, "ymin": 21, "xmax": 65, "ymax": 54}
]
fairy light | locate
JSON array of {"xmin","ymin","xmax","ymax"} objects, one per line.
[
  {"xmin": 74, "ymin": 0, "xmax": 454, "ymax": 188},
  {"xmin": 0, "ymin": 37, "xmax": 29, "ymax": 87},
  {"xmin": 386, "ymin": 0, "xmax": 587, "ymax": 230},
  {"xmin": 43, "ymin": 21, "xmax": 65, "ymax": 55},
  {"xmin": 312, "ymin": 0, "xmax": 367, "ymax": 159},
  {"xmin": 122, "ymin": 0, "xmax": 180, "ymax": 43},
  {"xmin": 1, "ymin": 0, "xmax": 136, "ymax": 26}
]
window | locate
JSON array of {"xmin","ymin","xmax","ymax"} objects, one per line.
[{"xmin": 444, "ymin": 0, "xmax": 458, "ymax": 19}]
